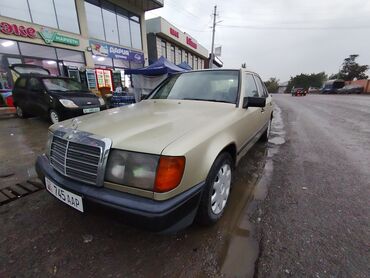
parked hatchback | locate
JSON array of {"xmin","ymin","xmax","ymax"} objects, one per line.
[{"xmin": 11, "ymin": 64, "xmax": 105, "ymax": 123}]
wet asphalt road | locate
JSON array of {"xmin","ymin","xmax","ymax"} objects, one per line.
[
  {"xmin": 256, "ymin": 95, "xmax": 370, "ymax": 277},
  {"xmin": 0, "ymin": 112, "xmax": 276, "ymax": 277},
  {"xmin": 1, "ymin": 94, "xmax": 369, "ymax": 277}
]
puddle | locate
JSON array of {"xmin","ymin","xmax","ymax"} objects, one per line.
[{"xmin": 218, "ymin": 104, "xmax": 285, "ymax": 277}]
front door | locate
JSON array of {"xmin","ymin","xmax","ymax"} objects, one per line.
[
  {"xmin": 253, "ymin": 75, "xmax": 272, "ymax": 127},
  {"xmin": 235, "ymin": 73, "xmax": 264, "ymax": 157}
]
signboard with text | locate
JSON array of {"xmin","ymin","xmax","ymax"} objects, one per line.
[{"xmin": 90, "ymin": 40, "xmax": 144, "ymax": 63}]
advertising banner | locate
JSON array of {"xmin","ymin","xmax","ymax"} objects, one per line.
[{"xmin": 90, "ymin": 40, "xmax": 144, "ymax": 63}]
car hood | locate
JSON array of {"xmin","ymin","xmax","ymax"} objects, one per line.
[
  {"xmin": 49, "ymin": 91, "xmax": 99, "ymax": 106},
  {"xmin": 52, "ymin": 99, "xmax": 237, "ymax": 154}
]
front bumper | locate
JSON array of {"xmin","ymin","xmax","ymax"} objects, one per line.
[
  {"xmin": 36, "ymin": 155, "xmax": 204, "ymax": 233},
  {"xmin": 59, "ymin": 105, "xmax": 106, "ymax": 119}
]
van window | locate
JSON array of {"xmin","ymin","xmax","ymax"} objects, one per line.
[
  {"xmin": 28, "ymin": 78, "xmax": 43, "ymax": 91},
  {"xmin": 16, "ymin": 78, "xmax": 27, "ymax": 88}
]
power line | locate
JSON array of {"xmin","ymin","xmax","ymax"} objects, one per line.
[{"xmin": 217, "ymin": 24, "xmax": 370, "ymax": 30}]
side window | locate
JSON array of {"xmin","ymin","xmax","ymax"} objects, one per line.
[
  {"xmin": 244, "ymin": 74, "xmax": 259, "ymax": 97},
  {"xmin": 254, "ymin": 76, "xmax": 267, "ymax": 98},
  {"xmin": 16, "ymin": 78, "xmax": 27, "ymax": 89},
  {"xmin": 28, "ymin": 78, "xmax": 43, "ymax": 91}
]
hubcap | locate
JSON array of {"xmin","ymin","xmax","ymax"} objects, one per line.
[
  {"xmin": 50, "ymin": 111, "xmax": 59, "ymax": 124},
  {"xmin": 16, "ymin": 106, "xmax": 23, "ymax": 117},
  {"xmin": 211, "ymin": 163, "xmax": 231, "ymax": 215}
]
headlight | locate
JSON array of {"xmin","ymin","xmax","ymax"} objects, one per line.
[
  {"xmin": 59, "ymin": 99, "xmax": 78, "ymax": 108},
  {"xmin": 45, "ymin": 131, "xmax": 53, "ymax": 158},
  {"xmin": 98, "ymin": 97, "xmax": 105, "ymax": 106},
  {"xmin": 105, "ymin": 150, "xmax": 160, "ymax": 190}
]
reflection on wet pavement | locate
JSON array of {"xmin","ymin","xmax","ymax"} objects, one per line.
[{"xmin": 0, "ymin": 117, "xmax": 49, "ymax": 189}]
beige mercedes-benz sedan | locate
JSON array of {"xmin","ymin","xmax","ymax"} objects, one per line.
[{"xmin": 36, "ymin": 69, "xmax": 273, "ymax": 232}]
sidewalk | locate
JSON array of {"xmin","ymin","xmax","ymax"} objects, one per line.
[{"xmin": 0, "ymin": 107, "xmax": 16, "ymax": 118}]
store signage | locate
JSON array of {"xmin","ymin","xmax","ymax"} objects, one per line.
[
  {"xmin": 0, "ymin": 21, "xmax": 36, "ymax": 38},
  {"xmin": 90, "ymin": 40, "xmax": 144, "ymax": 63},
  {"xmin": 39, "ymin": 28, "xmax": 79, "ymax": 46},
  {"xmin": 186, "ymin": 37, "xmax": 197, "ymax": 49},
  {"xmin": 169, "ymin": 28, "xmax": 179, "ymax": 38}
]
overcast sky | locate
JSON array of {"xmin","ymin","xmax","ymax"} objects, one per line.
[{"xmin": 146, "ymin": 0, "xmax": 370, "ymax": 82}]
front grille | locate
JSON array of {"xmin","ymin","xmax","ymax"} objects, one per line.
[{"xmin": 50, "ymin": 136, "xmax": 102, "ymax": 185}]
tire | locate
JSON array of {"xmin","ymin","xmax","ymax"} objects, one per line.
[
  {"xmin": 260, "ymin": 118, "xmax": 272, "ymax": 142},
  {"xmin": 49, "ymin": 109, "xmax": 61, "ymax": 124},
  {"xmin": 16, "ymin": 106, "xmax": 30, "ymax": 119},
  {"xmin": 196, "ymin": 152, "xmax": 233, "ymax": 226}
]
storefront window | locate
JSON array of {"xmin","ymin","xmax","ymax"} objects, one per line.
[
  {"xmin": 130, "ymin": 20, "xmax": 142, "ymax": 50},
  {"xmin": 113, "ymin": 59, "xmax": 130, "ymax": 68},
  {"xmin": 54, "ymin": 0, "xmax": 80, "ymax": 34},
  {"xmin": 85, "ymin": 1, "xmax": 142, "ymax": 49},
  {"xmin": 185, "ymin": 52, "xmax": 188, "ymax": 64},
  {"xmin": 85, "ymin": 2, "xmax": 106, "ymax": 41},
  {"xmin": 0, "ymin": 39, "xmax": 20, "ymax": 55},
  {"xmin": 161, "ymin": 41, "xmax": 167, "ymax": 58},
  {"xmin": 56, "ymin": 49, "xmax": 84, "ymax": 63},
  {"xmin": 195, "ymin": 57, "xmax": 198, "ymax": 70},
  {"xmin": 19, "ymin": 42, "xmax": 57, "ymax": 60},
  {"xmin": 28, "ymin": 0, "xmax": 58, "ymax": 28},
  {"xmin": 102, "ymin": 6, "xmax": 119, "ymax": 44},
  {"xmin": 92, "ymin": 55, "xmax": 113, "ymax": 67},
  {"xmin": 177, "ymin": 48, "xmax": 182, "ymax": 64},
  {"xmin": 0, "ymin": 0, "xmax": 79, "ymax": 34},
  {"xmin": 117, "ymin": 13, "xmax": 131, "ymax": 47},
  {"xmin": 170, "ymin": 45, "xmax": 175, "ymax": 63},
  {"xmin": 130, "ymin": 62, "xmax": 143, "ymax": 69},
  {"xmin": 0, "ymin": 55, "xmax": 14, "ymax": 90},
  {"xmin": 23, "ymin": 58, "xmax": 59, "ymax": 76},
  {"xmin": 0, "ymin": 0, "xmax": 31, "ymax": 22}
]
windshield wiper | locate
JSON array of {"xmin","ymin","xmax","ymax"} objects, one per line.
[{"xmin": 182, "ymin": 98, "xmax": 233, "ymax": 104}]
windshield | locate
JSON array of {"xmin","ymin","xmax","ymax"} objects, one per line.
[
  {"xmin": 150, "ymin": 71, "xmax": 239, "ymax": 104},
  {"xmin": 42, "ymin": 78, "xmax": 87, "ymax": 92}
]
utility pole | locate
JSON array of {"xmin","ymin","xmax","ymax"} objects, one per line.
[{"xmin": 210, "ymin": 5, "xmax": 217, "ymax": 69}]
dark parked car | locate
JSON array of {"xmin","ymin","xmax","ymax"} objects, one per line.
[
  {"xmin": 291, "ymin": 88, "xmax": 306, "ymax": 96},
  {"xmin": 11, "ymin": 64, "xmax": 105, "ymax": 123},
  {"xmin": 337, "ymin": 84, "xmax": 363, "ymax": 94},
  {"xmin": 321, "ymin": 79, "xmax": 345, "ymax": 94}
]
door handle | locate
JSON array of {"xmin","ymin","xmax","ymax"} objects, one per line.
[{"xmin": 261, "ymin": 108, "xmax": 265, "ymax": 113}]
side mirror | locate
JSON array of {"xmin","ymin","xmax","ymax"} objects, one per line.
[{"xmin": 242, "ymin": 97, "xmax": 266, "ymax": 109}]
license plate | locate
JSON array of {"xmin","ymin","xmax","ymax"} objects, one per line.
[
  {"xmin": 83, "ymin": 107, "xmax": 100, "ymax": 114},
  {"xmin": 45, "ymin": 177, "xmax": 83, "ymax": 212}
]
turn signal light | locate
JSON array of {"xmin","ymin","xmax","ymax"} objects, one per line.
[{"xmin": 154, "ymin": 156, "xmax": 185, "ymax": 192}]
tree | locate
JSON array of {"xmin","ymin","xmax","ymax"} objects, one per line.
[
  {"xmin": 336, "ymin": 54, "xmax": 369, "ymax": 81},
  {"xmin": 264, "ymin": 77, "xmax": 280, "ymax": 94},
  {"xmin": 286, "ymin": 72, "xmax": 327, "ymax": 93}
]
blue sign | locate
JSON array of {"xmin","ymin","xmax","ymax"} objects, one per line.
[{"xmin": 90, "ymin": 40, "xmax": 144, "ymax": 63}]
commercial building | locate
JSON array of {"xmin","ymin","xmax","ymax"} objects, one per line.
[
  {"xmin": 146, "ymin": 17, "xmax": 208, "ymax": 69},
  {"xmin": 0, "ymin": 0, "xmax": 163, "ymax": 94}
]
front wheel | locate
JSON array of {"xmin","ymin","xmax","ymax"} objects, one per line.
[
  {"xmin": 49, "ymin": 110, "xmax": 61, "ymax": 124},
  {"xmin": 197, "ymin": 152, "xmax": 233, "ymax": 226},
  {"xmin": 16, "ymin": 106, "xmax": 30, "ymax": 118}
]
